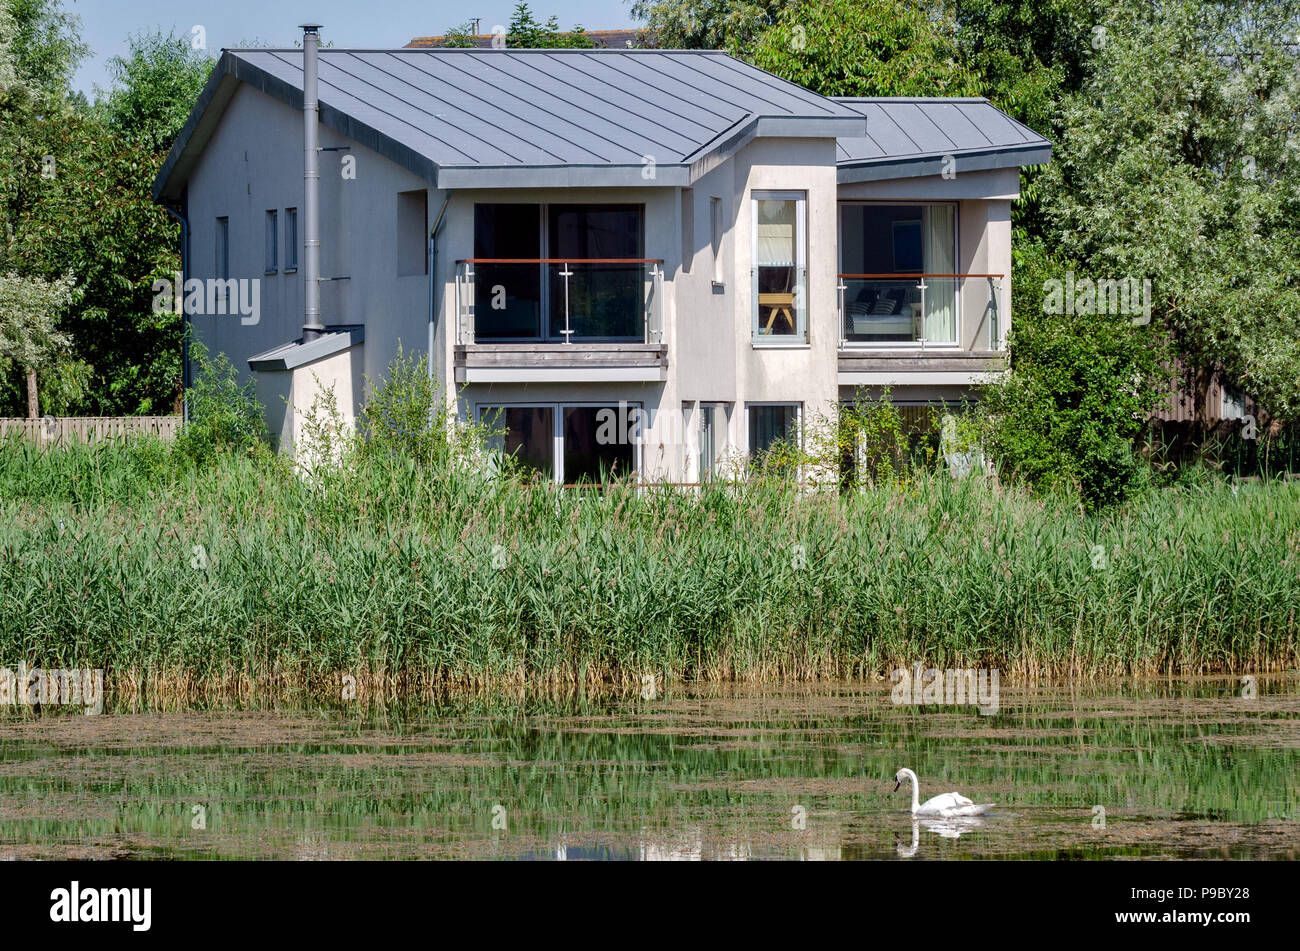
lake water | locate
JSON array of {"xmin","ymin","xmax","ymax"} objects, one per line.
[{"xmin": 0, "ymin": 676, "xmax": 1296, "ymax": 860}]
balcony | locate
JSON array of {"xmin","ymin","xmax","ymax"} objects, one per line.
[
  {"xmin": 454, "ymin": 258, "xmax": 666, "ymax": 383},
  {"xmin": 837, "ymin": 273, "xmax": 1007, "ymax": 387}
]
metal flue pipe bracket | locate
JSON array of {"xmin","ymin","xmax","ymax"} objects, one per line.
[{"xmin": 301, "ymin": 23, "xmax": 325, "ymax": 343}]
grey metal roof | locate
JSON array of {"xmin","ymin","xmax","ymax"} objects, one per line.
[
  {"xmin": 248, "ymin": 325, "xmax": 364, "ymax": 371},
  {"xmin": 155, "ymin": 48, "xmax": 869, "ymax": 198},
  {"xmin": 834, "ymin": 98, "xmax": 1051, "ymax": 183}
]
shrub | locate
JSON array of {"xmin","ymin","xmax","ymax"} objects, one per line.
[
  {"xmin": 982, "ymin": 242, "xmax": 1169, "ymax": 510},
  {"xmin": 174, "ymin": 341, "xmax": 268, "ymax": 463}
]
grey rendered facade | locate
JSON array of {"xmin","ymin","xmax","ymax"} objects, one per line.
[{"xmin": 154, "ymin": 46, "xmax": 1050, "ymax": 482}]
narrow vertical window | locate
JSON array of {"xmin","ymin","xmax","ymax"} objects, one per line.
[
  {"xmin": 265, "ymin": 210, "xmax": 278, "ymax": 273},
  {"xmin": 216, "ymin": 217, "xmax": 229, "ymax": 280},
  {"xmin": 751, "ymin": 191, "xmax": 806, "ymax": 342},
  {"xmin": 699, "ymin": 402, "xmax": 730, "ymax": 482},
  {"xmin": 680, "ymin": 187, "xmax": 694, "ymax": 273},
  {"xmin": 710, "ymin": 197, "xmax": 724, "ymax": 285},
  {"xmin": 285, "ymin": 208, "xmax": 298, "ymax": 270}
]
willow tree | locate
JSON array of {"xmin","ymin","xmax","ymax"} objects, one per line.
[
  {"xmin": 0, "ymin": 272, "xmax": 76, "ymax": 417},
  {"xmin": 1041, "ymin": 0, "xmax": 1300, "ymax": 422}
]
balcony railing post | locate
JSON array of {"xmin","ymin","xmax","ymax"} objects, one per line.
[
  {"xmin": 837, "ymin": 277, "xmax": 846, "ymax": 347},
  {"xmin": 457, "ymin": 263, "xmax": 476, "ymax": 345},
  {"xmin": 989, "ymin": 276, "xmax": 1001, "ymax": 350},
  {"xmin": 918, "ymin": 278, "xmax": 927, "ymax": 350},
  {"xmin": 560, "ymin": 261, "xmax": 573, "ymax": 343},
  {"xmin": 647, "ymin": 262, "xmax": 663, "ymax": 344}
]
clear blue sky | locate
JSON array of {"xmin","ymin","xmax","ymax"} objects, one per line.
[{"xmin": 69, "ymin": 0, "xmax": 639, "ymax": 97}]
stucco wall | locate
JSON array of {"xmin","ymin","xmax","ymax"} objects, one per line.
[{"xmin": 185, "ymin": 84, "xmax": 439, "ymax": 428}]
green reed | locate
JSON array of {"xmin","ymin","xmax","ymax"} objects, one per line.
[{"xmin": 1, "ymin": 432, "xmax": 1297, "ymax": 693}]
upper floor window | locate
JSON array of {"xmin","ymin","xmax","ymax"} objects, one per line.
[
  {"xmin": 710, "ymin": 197, "xmax": 724, "ymax": 286},
  {"xmin": 751, "ymin": 191, "xmax": 807, "ymax": 343},
  {"xmin": 264, "ymin": 210, "xmax": 278, "ymax": 273},
  {"xmin": 284, "ymin": 208, "xmax": 298, "ymax": 271},
  {"xmin": 839, "ymin": 203, "xmax": 957, "ymax": 345},
  {"xmin": 215, "ymin": 217, "xmax": 229, "ymax": 280},
  {"xmin": 472, "ymin": 203, "xmax": 646, "ymax": 342}
]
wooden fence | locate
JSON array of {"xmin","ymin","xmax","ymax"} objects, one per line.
[{"xmin": 0, "ymin": 416, "xmax": 181, "ymax": 447}]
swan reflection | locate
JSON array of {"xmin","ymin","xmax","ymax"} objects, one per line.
[{"xmin": 895, "ymin": 817, "xmax": 987, "ymax": 857}]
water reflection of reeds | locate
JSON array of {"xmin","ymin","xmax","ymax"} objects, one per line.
[{"xmin": 0, "ymin": 680, "xmax": 1296, "ymax": 859}]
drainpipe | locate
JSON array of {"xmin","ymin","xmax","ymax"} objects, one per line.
[
  {"xmin": 301, "ymin": 24, "xmax": 324, "ymax": 342},
  {"xmin": 427, "ymin": 192, "xmax": 451, "ymax": 395},
  {"xmin": 162, "ymin": 199, "xmax": 190, "ymax": 421}
]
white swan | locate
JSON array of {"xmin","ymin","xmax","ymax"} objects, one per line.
[{"xmin": 894, "ymin": 768, "xmax": 994, "ymax": 817}]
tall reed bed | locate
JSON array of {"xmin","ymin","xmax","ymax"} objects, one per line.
[{"xmin": 1, "ymin": 432, "xmax": 1297, "ymax": 694}]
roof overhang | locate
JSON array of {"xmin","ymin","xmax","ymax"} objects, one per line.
[{"xmin": 838, "ymin": 143, "xmax": 1052, "ymax": 184}]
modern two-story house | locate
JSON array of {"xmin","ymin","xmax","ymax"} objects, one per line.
[{"xmin": 153, "ymin": 29, "xmax": 1050, "ymax": 483}]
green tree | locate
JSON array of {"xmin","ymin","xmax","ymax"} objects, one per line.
[
  {"xmin": 2, "ymin": 0, "xmax": 86, "ymax": 98},
  {"xmin": 440, "ymin": 21, "xmax": 479, "ymax": 48},
  {"xmin": 0, "ymin": 271, "xmax": 75, "ymax": 416},
  {"xmin": 97, "ymin": 30, "xmax": 215, "ymax": 155},
  {"xmin": 1040, "ymin": 0, "xmax": 1300, "ymax": 421},
  {"xmin": 629, "ymin": 0, "xmax": 785, "ymax": 51},
  {"xmin": 507, "ymin": 3, "xmax": 596, "ymax": 48},
  {"xmin": 747, "ymin": 0, "xmax": 981, "ymax": 97},
  {"xmin": 0, "ymin": 8, "xmax": 187, "ymax": 416},
  {"xmin": 981, "ymin": 242, "xmax": 1170, "ymax": 509}
]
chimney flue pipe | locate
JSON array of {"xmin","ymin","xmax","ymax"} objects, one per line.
[{"xmin": 301, "ymin": 24, "xmax": 324, "ymax": 342}]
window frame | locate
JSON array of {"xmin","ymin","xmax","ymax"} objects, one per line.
[
  {"xmin": 750, "ymin": 190, "xmax": 808, "ymax": 345},
  {"xmin": 698, "ymin": 401, "xmax": 731, "ymax": 483}
]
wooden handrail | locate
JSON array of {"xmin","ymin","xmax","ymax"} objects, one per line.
[
  {"xmin": 457, "ymin": 258, "xmax": 664, "ymax": 265},
  {"xmin": 838, "ymin": 273, "xmax": 1004, "ymax": 279}
]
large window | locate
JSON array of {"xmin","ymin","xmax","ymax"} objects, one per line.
[
  {"xmin": 751, "ymin": 191, "xmax": 807, "ymax": 343},
  {"xmin": 474, "ymin": 204, "xmax": 645, "ymax": 341},
  {"xmin": 479, "ymin": 402, "xmax": 640, "ymax": 484},
  {"xmin": 839, "ymin": 203, "xmax": 957, "ymax": 345}
]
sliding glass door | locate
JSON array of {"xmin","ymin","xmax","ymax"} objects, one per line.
[{"xmin": 479, "ymin": 403, "xmax": 640, "ymax": 484}]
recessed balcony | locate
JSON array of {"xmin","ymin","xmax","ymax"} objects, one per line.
[{"xmin": 453, "ymin": 258, "xmax": 666, "ymax": 383}]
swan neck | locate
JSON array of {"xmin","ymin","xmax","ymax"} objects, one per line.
[{"xmin": 905, "ymin": 769, "xmax": 920, "ymax": 813}]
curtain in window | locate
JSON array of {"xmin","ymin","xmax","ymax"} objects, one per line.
[
  {"xmin": 923, "ymin": 205, "xmax": 956, "ymax": 343},
  {"xmin": 756, "ymin": 200, "xmax": 796, "ymax": 267}
]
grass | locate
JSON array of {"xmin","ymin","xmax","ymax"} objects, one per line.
[{"xmin": 1, "ymin": 428, "xmax": 1297, "ymax": 699}]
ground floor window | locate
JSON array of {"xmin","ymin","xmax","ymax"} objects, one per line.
[
  {"xmin": 479, "ymin": 402, "xmax": 640, "ymax": 485},
  {"xmin": 683, "ymin": 401, "xmax": 732, "ymax": 482},
  {"xmin": 747, "ymin": 403, "xmax": 801, "ymax": 473}
]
